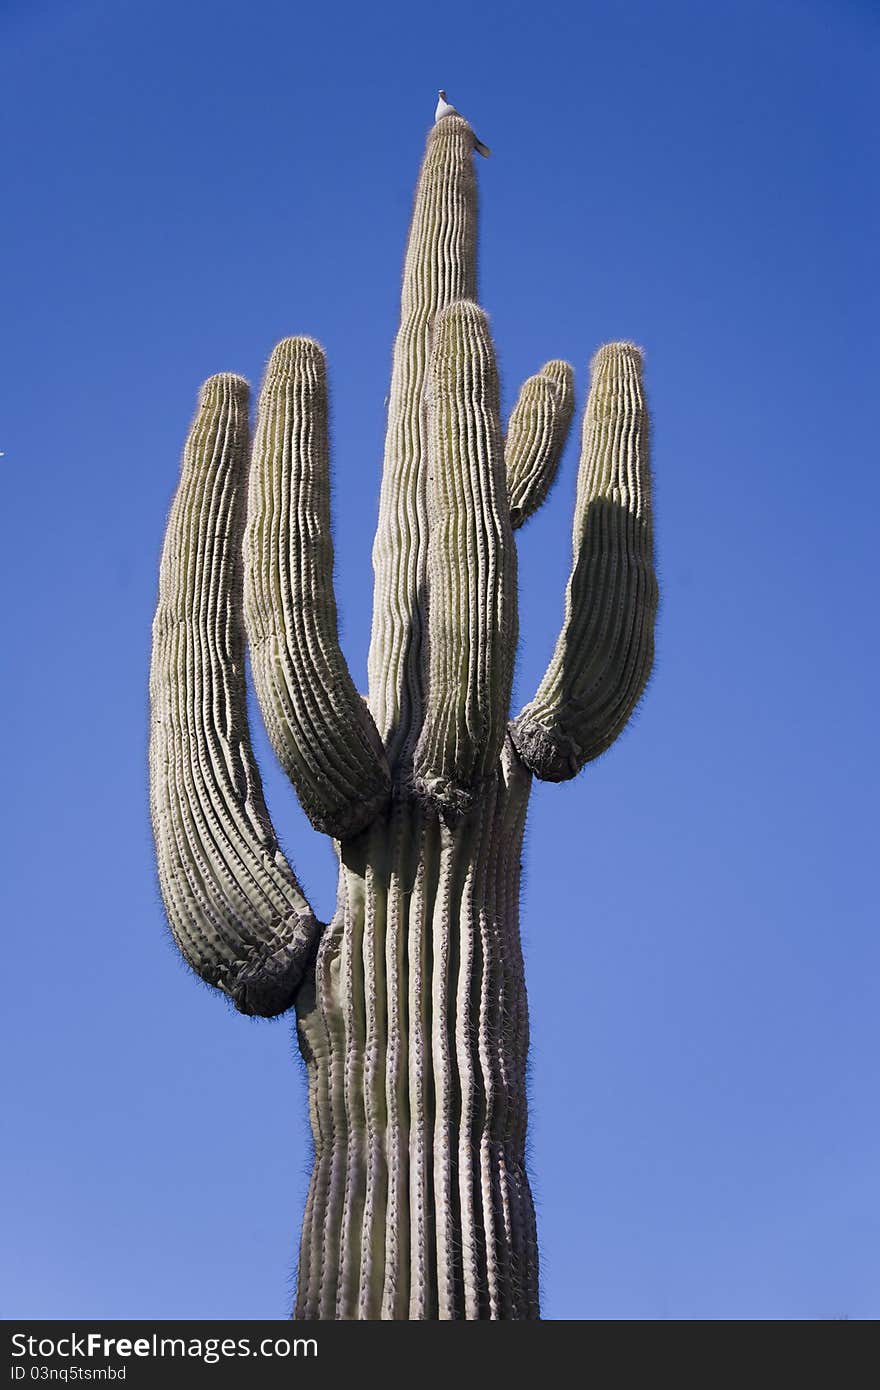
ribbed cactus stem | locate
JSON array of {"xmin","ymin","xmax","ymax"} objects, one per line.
[
  {"xmin": 295, "ymin": 740, "xmax": 537, "ymax": 1319},
  {"xmin": 151, "ymin": 101, "xmax": 660, "ymax": 1321},
  {"xmin": 367, "ymin": 116, "xmax": 478, "ymax": 770},
  {"xmin": 505, "ymin": 360, "xmax": 575, "ymax": 528},
  {"xmin": 244, "ymin": 338, "xmax": 391, "ymax": 838},
  {"xmin": 412, "ymin": 301, "xmax": 516, "ymax": 815},
  {"xmin": 511, "ymin": 342, "xmax": 658, "ymax": 780},
  {"xmin": 149, "ymin": 375, "xmax": 317, "ymax": 1016}
]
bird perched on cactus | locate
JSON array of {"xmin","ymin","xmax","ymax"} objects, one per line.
[
  {"xmin": 435, "ymin": 89, "xmax": 491, "ymax": 156},
  {"xmin": 149, "ymin": 93, "xmax": 657, "ymax": 1320}
]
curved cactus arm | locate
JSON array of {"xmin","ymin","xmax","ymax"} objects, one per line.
[
  {"xmin": 244, "ymin": 338, "xmax": 391, "ymax": 839},
  {"xmin": 504, "ymin": 360, "xmax": 575, "ymax": 529},
  {"xmin": 413, "ymin": 302, "xmax": 517, "ymax": 815},
  {"xmin": 510, "ymin": 342, "xmax": 658, "ymax": 780},
  {"xmin": 149, "ymin": 375, "xmax": 319, "ymax": 1018},
  {"xmin": 367, "ymin": 115, "xmax": 479, "ymax": 771}
]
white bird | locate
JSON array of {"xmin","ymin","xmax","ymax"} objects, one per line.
[{"xmin": 434, "ymin": 89, "xmax": 491, "ymax": 157}]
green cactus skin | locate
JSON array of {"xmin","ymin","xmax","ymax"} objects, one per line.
[{"xmin": 149, "ymin": 108, "xmax": 658, "ymax": 1317}]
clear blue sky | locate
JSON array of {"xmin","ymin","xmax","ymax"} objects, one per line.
[{"xmin": 2, "ymin": 0, "xmax": 877, "ymax": 1321}]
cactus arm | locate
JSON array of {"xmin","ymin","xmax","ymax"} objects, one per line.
[
  {"xmin": 149, "ymin": 374, "xmax": 319, "ymax": 1017},
  {"xmin": 510, "ymin": 342, "xmax": 657, "ymax": 780},
  {"xmin": 367, "ymin": 115, "xmax": 478, "ymax": 771},
  {"xmin": 244, "ymin": 337, "xmax": 391, "ymax": 839},
  {"xmin": 412, "ymin": 302, "xmax": 517, "ymax": 815},
  {"xmin": 504, "ymin": 360, "xmax": 575, "ymax": 529}
]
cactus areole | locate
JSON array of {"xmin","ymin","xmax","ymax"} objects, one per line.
[{"xmin": 149, "ymin": 109, "xmax": 657, "ymax": 1320}]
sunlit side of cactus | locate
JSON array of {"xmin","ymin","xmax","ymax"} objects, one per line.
[{"xmin": 149, "ymin": 110, "xmax": 657, "ymax": 1319}]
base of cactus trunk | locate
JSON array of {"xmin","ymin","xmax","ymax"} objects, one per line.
[{"xmin": 294, "ymin": 740, "xmax": 538, "ymax": 1319}]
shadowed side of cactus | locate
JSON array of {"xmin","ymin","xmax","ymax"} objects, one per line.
[{"xmin": 149, "ymin": 104, "xmax": 657, "ymax": 1318}]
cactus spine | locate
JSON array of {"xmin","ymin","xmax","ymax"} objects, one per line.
[{"xmin": 150, "ymin": 108, "xmax": 657, "ymax": 1318}]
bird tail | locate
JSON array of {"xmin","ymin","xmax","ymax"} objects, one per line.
[{"xmin": 474, "ymin": 138, "xmax": 491, "ymax": 158}]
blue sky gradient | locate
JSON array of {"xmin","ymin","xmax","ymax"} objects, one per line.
[{"xmin": 2, "ymin": 0, "xmax": 877, "ymax": 1319}]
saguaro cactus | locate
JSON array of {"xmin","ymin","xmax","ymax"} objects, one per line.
[{"xmin": 149, "ymin": 106, "xmax": 657, "ymax": 1320}]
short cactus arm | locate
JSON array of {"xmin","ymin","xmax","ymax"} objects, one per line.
[
  {"xmin": 413, "ymin": 302, "xmax": 517, "ymax": 814},
  {"xmin": 368, "ymin": 115, "xmax": 479, "ymax": 769},
  {"xmin": 505, "ymin": 360, "xmax": 575, "ymax": 529},
  {"xmin": 149, "ymin": 375, "xmax": 319, "ymax": 1016},
  {"xmin": 510, "ymin": 342, "xmax": 657, "ymax": 780},
  {"xmin": 244, "ymin": 338, "xmax": 391, "ymax": 839}
]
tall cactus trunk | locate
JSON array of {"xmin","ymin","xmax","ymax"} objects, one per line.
[{"xmin": 294, "ymin": 740, "xmax": 537, "ymax": 1320}]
